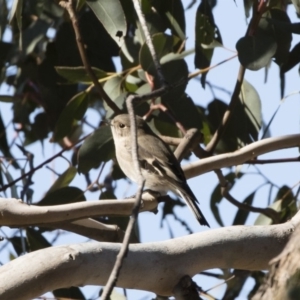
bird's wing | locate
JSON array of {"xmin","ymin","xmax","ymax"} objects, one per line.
[{"xmin": 136, "ymin": 134, "xmax": 187, "ymax": 185}]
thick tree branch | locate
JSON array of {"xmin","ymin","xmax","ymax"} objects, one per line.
[
  {"xmin": 183, "ymin": 134, "xmax": 300, "ymax": 179},
  {"xmin": 1, "ymin": 211, "xmax": 299, "ymax": 300},
  {"xmin": 52, "ymin": 219, "xmax": 125, "ymax": 242},
  {"xmin": 0, "ymin": 196, "xmax": 157, "ymax": 226},
  {"xmin": 253, "ymin": 218, "xmax": 300, "ymax": 300}
]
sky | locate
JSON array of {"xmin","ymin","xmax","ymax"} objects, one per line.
[{"xmin": 1, "ymin": 1, "xmax": 300, "ymax": 299}]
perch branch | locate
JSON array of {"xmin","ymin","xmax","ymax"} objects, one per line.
[{"xmin": 1, "ymin": 211, "xmax": 300, "ymax": 300}]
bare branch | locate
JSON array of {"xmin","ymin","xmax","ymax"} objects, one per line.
[
  {"xmin": 253, "ymin": 216, "xmax": 300, "ymax": 300},
  {"xmin": 174, "ymin": 128, "xmax": 202, "ymax": 162},
  {"xmin": 1, "ymin": 212, "xmax": 300, "ymax": 300},
  {"xmin": 0, "ymin": 196, "xmax": 157, "ymax": 226},
  {"xmin": 183, "ymin": 134, "xmax": 300, "ymax": 179}
]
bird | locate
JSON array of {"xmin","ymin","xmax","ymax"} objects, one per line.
[{"xmin": 110, "ymin": 114, "xmax": 209, "ymax": 227}]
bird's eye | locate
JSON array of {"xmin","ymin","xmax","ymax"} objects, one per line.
[{"xmin": 119, "ymin": 123, "xmax": 125, "ymax": 128}]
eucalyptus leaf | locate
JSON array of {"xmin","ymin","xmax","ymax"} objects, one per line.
[
  {"xmin": 53, "ymin": 91, "xmax": 88, "ymax": 141},
  {"xmin": 55, "ymin": 66, "xmax": 107, "ymax": 83},
  {"xmin": 86, "ymin": 0, "xmax": 126, "ymax": 47},
  {"xmin": 38, "ymin": 186, "xmax": 86, "ymax": 206},
  {"xmin": 47, "ymin": 166, "xmax": 77, "ymax": 194},
  {"xmin": 236, "ymin": 34, "xmax": 277, "ymax": 71},
  {"xmin": 78, "ymin": 125, "xmax": 115, "ymax": 173},
  {"xmin": 232, "ymin": 192, "xmax": 255, "ymax": 225}
]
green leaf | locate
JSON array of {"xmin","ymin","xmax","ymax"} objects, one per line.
[
  {"xmin": 254, "ymin": 200, "xmax": 281, "ymax": 225},
  {"xmin": 165, "ymin": 11, "xmax": 185, "ymax": 41},
  {"xmin": 151, "ymin": 0, "xmax": 186, "ymax": 39},
  {"xmin": 194, "ymin": 0, "xmax": 222, "ymax": 87},
  {"xmin": 111, "ymin": 163, "xmax": 126, "ymax": 180},
  {"xmin": 153, "ymin": 116, "xmax": 181, "ymax": 138},
  {"xmin": 55, "ymin": 66, "xmax": 107, "ymax": 83},
  {"xmin": 255, "ymin": 185, "xmax": 297, "ymax": 225},
  {"xmin": 236, "ymin": 34, "xmax": 277, "ymax": 71},
  {"xmin": 210, "ymin": 181, "xmax": 225, "ymax": 227},
  {"xmin": 232, "ymin": 191, "xmax": 255, "ymax": 225},
  {"xmin": 0, "ymin": 42, "xmax": 13, "ymax": 70},
  {"xmin": 30, "ymin": 112, "xmax": 49, "ymax": 143},
  {"xmin": 206, "ymin": 85, "xmax": 262, "ymax": 153},
  {"xmin": 47, "ymin": 166, "xmax": 77, "ymax": 194},
  {"xmin": 0, "ymin": 112, "xmax": 13, "ymax": 158},
  {"xmin": 139, "ymin": 33, "xmax": 181, "ymax": 75},
  {"xmin": 291, "ymin": 0, "xmax": 300, "ymax": 16},
  {"xmin": 9, "ymin": 236, "xmax": 29, "ymax": 256},
  {"xmin": 100, "ymin": 190, "xmax": 116, "ymax": 200},
  {"xmin": 53, "ymin": 287, "xmax": 85, "ymax": 300},
  {"xmin": 158, "ymin": 59, "xmax": 188, "ymax": 102},
  {"xmin": 166, "ymin": 94, "xmax": 203, "ymax": 130},
  {"xmin": 53, "ymin": 91, "xmax": 88, "ymax": 141},
  {"xmin": 78, "ymin": 125, "xmax": 115, "ymax": 173},
  {"xmin": 268, "ymin": 9, "xmax": 292, "ymax": 67},
  {"xmin": 9, "ymin": 0, "xmax": 22, "ymax": 48},
  {"xmin": 243, "ymin": 0, "xmax": 252, "ymax": 18},
  {"xmin": 103, "ymin": 76, "xmax": 124, "ymax": 118},
  {"xmin": 210, "ymin": 173, "xmax": 243, "ymax": 226},
  {"xmin": 282, "ymin": 42, "xmax": 300, "ymax": 74},
  {"xmin": 26, "ymin": 228, "xmax": 51, "ymax": 251},
  {"xmin": 38, "ymin": 186, "xmax": 86, "ymax": 206},
  {"xmin": 240, "ymin": 79, "xmax": 262, "ymax": 134},
  {"xmin": 22, "ymin": 19, "xmax": 50, "ymax": 55},
  {"xmin": 86, "ymin": 0, "xmax": 126, "ymax": 47},
  {"xmin": 0, "ymin": 164, "xmax": 18, "ymax": 198}
]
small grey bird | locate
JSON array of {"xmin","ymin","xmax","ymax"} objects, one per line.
[{"xmin": 110, "ymin": 114, "xmax": 209, "ymax": 227}]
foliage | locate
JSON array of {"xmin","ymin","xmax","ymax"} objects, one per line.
[{"xmin": 0, "ymin": 0, "xmax": 299, "ymax": 299}]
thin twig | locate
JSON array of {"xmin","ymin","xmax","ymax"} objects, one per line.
[
  {"xmin": 174, "ymin": 128, "xmax": 202, "ymax": 162},
  {"xmin": 100, "ymin": 95, "xmax": 146, "ymax": 300},
  {"xmin": 215, "ymin": 169, "xmax": 280, "ymax": 223},
  {"xmin": 59, "ymin": 0, "xmax": 121, "ymax": 114},
  {"xmin": 189, "ymin": 54, "xmax": 237, "ymax": 79},
  {"xmin": 132, "ymin": 0, "xmax": 166, "ymax": 87},
  {"xmin": 0, "ymin": 134, "xmax": 90, "ymax": 192}
]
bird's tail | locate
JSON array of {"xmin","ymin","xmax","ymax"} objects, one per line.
[{"xmin": 177, "ymin": 185, "xmax": 210, "ymax": 227}]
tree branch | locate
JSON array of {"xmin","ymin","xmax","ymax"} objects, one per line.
[
  {"xmin": 1, "ymin": 212, "xmax": 300, "ymax": 300},
  {"xmin": 183, "ymin": 134, "xmax": 300, "ymax": 179},
  {"xmin": 0, "ymin": 196, "xmax": 157, "ymax": 226}
]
